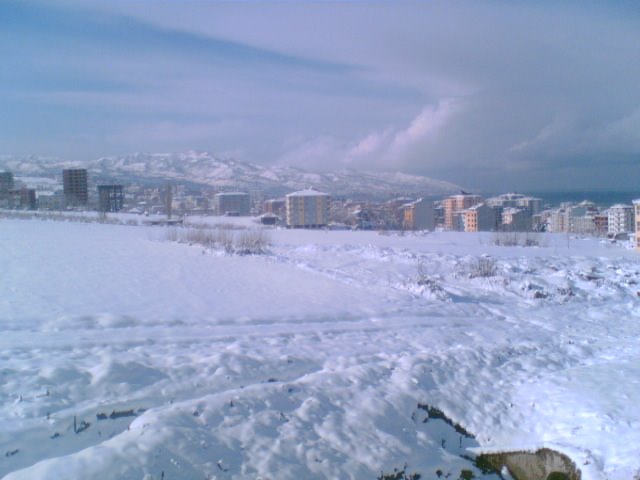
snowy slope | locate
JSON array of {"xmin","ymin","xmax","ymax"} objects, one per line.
[
  {"xmin": 0, "ymin": 152, "xmax": 461, "ymax": 197},
  {"xmin": 1, "ymin": 219, "xmax": 639, "ymax": 479}
]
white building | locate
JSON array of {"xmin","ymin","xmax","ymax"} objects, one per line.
[
  {"xmin": 607, "ymin": 204, "xmax": 634, "ymax": 235},
  {"xmin": 285, "ymin": 189, "xmax": 331, "ymax": 228},
  {"xmin": 548, "ymin": 208, "xmax": 570, "ymax": 233},
  {"xmin": 486, "ymin": 193, "xmax": 542, "ymax": 213},
  {"xmin": 486, "ymin": 193, "xmax": 541, "ymax": 230},
  {"xmin": 547, "ymin": 202, "xmax": 601, "ymax": 233},
  {"xmin": 571, "ymin": 215, "xmax": 597, "ymax": 235}
]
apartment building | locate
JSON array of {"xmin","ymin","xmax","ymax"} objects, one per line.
[
  {"xmin": 62, "ymin": 168, "xmax": 88, "ymax": 206},
  {"xmin": 0, "ymin": 171, "xmax": 14, "ymax": 196},
  {"xmin": 594, "ymin": 214, "xmax": 609, "ymax": 236},
  {"xmin": 402, "ymin": 198, "xmax": 434, "ymax": 230},
  {"xmin": 571, "ymin": 215, "xmax": 597, "ymax": 235},
  {"xmin": 548, "ymin": 202, "xmax": 601, "ymax": 233},
  {"xmin": 486, "ymin": 193, "xmax": 541, "ymax": 212},
  {"xmin": 501, "ymin": 207, "xmax": 531, "ymax": 231},
  {"xmin": 607, "ymin": 204, "xmax": 634, "ymax": 235},
  {"xmin": 214, "ymin": 192, "xmax": 250, "ymax": 216},
  {"xmin": 98, "ymin": 185, "xmax": 124, "ymax": 212},
  {"xmin": 263, "ymin": 198, "xmax": 286, "ymax": 217},
  {"xmin": 285, "ymin": 189, "xmax": 330, "ymax": 228},
  {"xmin": 634, "ymin": 200, "xmax": 640, "ymax": 250},
  {"xmin": 461, "ymin": 203, "xmax": 498, "ymax": 232},
  {"xmin": 548, "ymin": 208, "xmax": 569, "ymax": 233},
  {"xmin": 442, "ymin": 193, "xmax": 483, "ymax": 230}
]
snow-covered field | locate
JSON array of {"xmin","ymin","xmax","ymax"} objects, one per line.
[{"xmin": 1, "ymin": 218, "xmax": 639, "ymax": 479}]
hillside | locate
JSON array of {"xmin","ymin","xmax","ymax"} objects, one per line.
[{"xmin": 0, "ymin": 151, "xmax": 461, "ymax": 198}]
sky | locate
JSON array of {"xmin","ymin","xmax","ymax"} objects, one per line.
[{"xmin": 2, "ymin": 1, "xmax": 640, "ymax": 191}]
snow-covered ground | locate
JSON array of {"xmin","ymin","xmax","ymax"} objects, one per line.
[{"xmin": 1, "ymin": 218, "xmax": 639, "ymax": 479}]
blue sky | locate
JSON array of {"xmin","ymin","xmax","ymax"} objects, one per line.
[{"xmin": 2, "ymin": 1, "xmax": 640, "ymax": 191}]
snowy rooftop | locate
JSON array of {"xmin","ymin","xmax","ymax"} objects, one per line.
[
  {"xmin": 501, "ymin": 207, "xmax": 524, "ymax": 214},
  {"xmin": 214, "ymin": 191, "xmax": 249, "ymax": 197},
  {"xmin": 286, "ymin": 188, "xmax": 330, "ymax": 197},
  {"xmin": 401, "ymin": 197, "xmax": 424, "ymax": 207},
  {"xmin": 464, "ymin": 202, "xmax": 487, "ymax": 210}
]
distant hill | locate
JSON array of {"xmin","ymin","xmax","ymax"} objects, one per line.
[{"xmin": 0, "ymin": 151, "xmax": 461, "ymax": 198}]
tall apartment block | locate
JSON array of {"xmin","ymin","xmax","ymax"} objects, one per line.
[
  {"xmin": 63, "ymin": 168, "xmax": 88, "ymax": 206},
  {"xmin": 461, "ymin": 203, "xmax": 498, "ymax": 232},
  {"xmin": 263, "ymin": 198, "xmax": 286, "ymax": 217},
  {"xmin": 402, "ymin": 198, "xmax": 434, "ymax": 230},
  {"xmin": 0, "ymin": 171, "xmax": 14, "ymax": 196},
  {"xmin": 214, "ymin": 192, "xmax": 250, "ymax": 216},
  {"xmin": 98, "ymin": 185, "xmax": 124, "ymax": 212},
  {"xmin": 486, "ymin": 193, "xmax": 542, "ymax": 215},
  {"xmin": 442, "ymin": 193, "xmax": 483, "ymax": 230},
  {"xmin": 607, "ymin": 204, "xmax": 634, "ymax": 235},
  {"xmin": 285, "ymin": 189, "xmax": 330, "ymax": 228},
  {"xmin": 634, "ymin": 200, "xmax": 640, "ymax": 250}
]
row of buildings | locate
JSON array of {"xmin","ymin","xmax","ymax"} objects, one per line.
[
  {"xmin": 0, "ymin": 168, "xmax": 333, "ymax": 228},
  {"xmin": 188, "ymin": 190, "xmax": 640, "ymax": 247},
  {"xmin": 1, "ymin": 169, "xmax": 124, "ymax": 212},
  {"xmin": 63, "ymin": 169, "xmax": 125, "ymax": 212},
  {"xmin": 436, "ymin": 192, "xmax": 640, "ymax": 241},
  {"xmin": 439, "ymin": 192, "xmax": 542, "ymax": 232},
  {"xmin": 3, "ymin": 168, "xmax": 640, "ymax": 245},
  {"xmin": 0, "ymin": 171, "xmax": 37, "ymax": 210}
]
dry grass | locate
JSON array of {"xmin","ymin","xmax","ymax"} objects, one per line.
[{"xmin": 165, "ymin": 227, "xmax": 271, "ymax": 255}]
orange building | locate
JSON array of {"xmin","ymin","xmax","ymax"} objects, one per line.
[{"xmin": 442, "ymin": 194, "xmax": 483, "ymax": 230}]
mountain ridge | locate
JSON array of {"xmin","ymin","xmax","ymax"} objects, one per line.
[{"xmin": 0, "ymin": 151, "xmax": 461, "ymax": 198}]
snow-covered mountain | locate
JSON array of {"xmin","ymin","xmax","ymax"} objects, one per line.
[{"xmin": 0, "ymin": 152, "xmax": 461, "ymax": 198}]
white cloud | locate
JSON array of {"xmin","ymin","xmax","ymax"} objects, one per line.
[
  {"xmin": 278, "ymin": 99, "xmax": 462, "ymax": 172},
  {"xmin": 387, "ymin": 100, "xmax": 460, "ymax": 160}
]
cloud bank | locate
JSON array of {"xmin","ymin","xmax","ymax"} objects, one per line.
[{"xmin": 2, "ymin": 1, "xmax": 639, "ymax": 191}]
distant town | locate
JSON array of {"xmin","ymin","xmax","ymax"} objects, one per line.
[{"xmin": 1, "ymin": 167, "xmax": 639, "ymax": 250}]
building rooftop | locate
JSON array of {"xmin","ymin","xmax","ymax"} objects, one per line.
[
  {"xmin": 502, "ymin": 207, "xmax": 525, "ymax": 214},
  {"xmin": 215, "ymin": 192, "xmax": 249, "ymax": 196},
  {"xmin": 286, "ymin": 189, "xmax": 330, "ymax": 197},
  {"xmin": 401, "ymin": 198, "xmax": 425, "ymax": 208},
  {"xmin": 449, "ymin": 193, "xmax": 482, "ymax": 198},
  {"xmin": 464, "ymin": 202, "xmax": 486, "ymax": 211}
]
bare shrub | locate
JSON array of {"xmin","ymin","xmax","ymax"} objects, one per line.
[
  {"xmin": 413, "ymin": 261, "xmax": 448, "ymax": 300},
  {"xmin": 165, "ymin": 227, "xmax": 270, "ymax": 255},
  {"xmin": 468, "ymin": 257, "xmax": 498, "ymax": 278},
  {"xmin": 235, "ymin": 229, "xmax": 271, "ymax": 255},
  {"xmin": 415, "ymin": 260, "xmax": 430, "ymax": 286},
  {"xmin": 492, "ymin": 231, "xmax": 545, "ymax": 247},
  {"xmin": 492, "ymin": 232, "xmax": 519, "ymax": 246},
  {"xmin": 524, "ymin": 232, "xmax": 546, "ymax": 247},
  {"xmin": 184, "ymin": 228, "xmax": 214, "ymax": 247},
  {"xmin": 214, "ymin": 228, "xmax": 234, "ymax": 252},
  {"xmin": 165, "ymin": 227, "xmax": 180, "ymax": 242}
]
